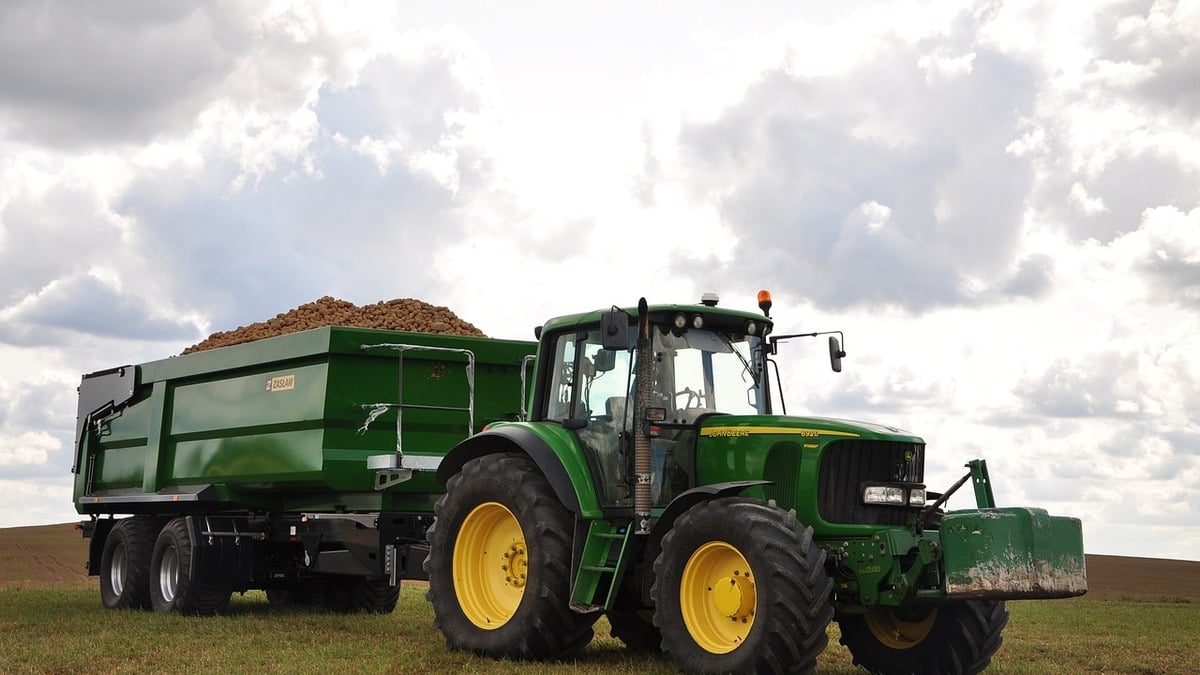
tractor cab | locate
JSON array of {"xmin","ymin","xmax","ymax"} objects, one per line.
[{"xmin": 532, "ymin": 296, "xmax": 770, "ymax": 507}]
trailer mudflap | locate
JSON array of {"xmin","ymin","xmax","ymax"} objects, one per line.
[{"xmin": 941, "ymin": 507, "xmax": 1087, "ymax": 600}]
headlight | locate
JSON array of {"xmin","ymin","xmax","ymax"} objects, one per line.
[
  {"xmin": 862, "ymin": 484, "xmax": 926, "ymax": 507},
  {"xmin": 863, "ymin": 486, "xmax": 906, "ymax": 505}
]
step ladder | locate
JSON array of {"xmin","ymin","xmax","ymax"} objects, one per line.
[{"xmin": 570, "ymin": 519, "xmax": 634, "ymax": 612}]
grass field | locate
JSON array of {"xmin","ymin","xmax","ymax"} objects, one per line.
[{"xmin": 2, "ymin": 524, "xmax": 1198, "ymax": 673}]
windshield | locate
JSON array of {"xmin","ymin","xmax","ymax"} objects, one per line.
[{"xmin": 651, "ymin": 326, "xmax": 764, "ymax": 423}]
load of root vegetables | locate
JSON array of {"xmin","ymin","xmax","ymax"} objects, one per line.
[{"xmin": 182, "ymin": 296, "xmax": 485, "ymax": 354}]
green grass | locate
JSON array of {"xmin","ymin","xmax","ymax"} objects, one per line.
[{"xmin": 0, "ymin": 589, "xmax": 1195, "ymax": 674}]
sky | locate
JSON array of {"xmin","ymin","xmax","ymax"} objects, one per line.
[{"xmin": 0, "ymin": 0, "xmax": 1197, "ymax": 561}]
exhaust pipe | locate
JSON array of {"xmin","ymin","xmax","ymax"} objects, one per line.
[{"xmin": 633, "ymin": 298, "xmax": 653, "ymax": 534}]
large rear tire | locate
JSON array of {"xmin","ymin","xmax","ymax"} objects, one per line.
[
  {"xmin": 148, "ymin": 517, "xmax": 232, "ymax": 615},
  {"xmin": 652, "ymin": 497, "xmax": 833, "ymax": 675},
  {"xmin": 426, "ymin": 453, "xmax": 596, "ymax": 659},
  {"xmin": 99, "ymin": 516, "xmax": 159, "ymax": 610},
  {"xmin": 837, "ymin": 600, "xmax": 1008, "ymax": 674}
]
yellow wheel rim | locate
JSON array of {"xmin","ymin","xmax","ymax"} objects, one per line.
[
  {"xmin": 679, "ymin": 541, "xmax": 757, "ymax": 654},
  {"xmin": 453, "ymin": 502, "xmax": 527, "ymax": 629},
  {"xmin": 864, "ymin": 606, "xmax": 938, "ymax": 650}
]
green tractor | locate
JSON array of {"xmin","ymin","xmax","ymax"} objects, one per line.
[{"xmin": 425, "ymin": 294, "xmax": 1086, "ymax": 674}]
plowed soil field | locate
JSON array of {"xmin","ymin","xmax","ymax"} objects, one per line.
[{"xmin": 1, "ymin": 523, "xmax": 1197, "ymax": 600}]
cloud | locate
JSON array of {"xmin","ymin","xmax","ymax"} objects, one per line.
[
  {"xmin": 1132, "ymin": 205, "xmax": 1200, "ymax": 306},
  {"xmin": 1001, "ymin": 253, "xmax": 1055, "ymax": 298},
  {"xmin": 1096, "ymin": 0, "xmax": 1200, "ymax": 119},
  {"xmin": 1015, "ymin": 350, "xmax": 1144, "ymax": 419},
  {"xmin": 0, "ymin": 8, "xmax": 503, "ymax": 336},
  {"xmin": 0, "ymin": 169, "xmax": 128, "ymax": 308},
  {"xmin": 0, "ymin": 477, "xmax": 74, "ymax": 528},
  {"xmin": 0, "ymin": 430, "xmax": 57, "ymax": 467},
  {"xmin": 0, "ymin": 2, "xmax": 241, "ymax": 147},
  {"xmin": 0, "ymin": 274, "xmax": 202, "ymax": 345},
  {"xmin": 1003, "ymin": 3, "xmax": 1200, "ymax": 244},
  {"xmin": 666, "ymin": 14, "xmax": 1037, "ymax": 312}
]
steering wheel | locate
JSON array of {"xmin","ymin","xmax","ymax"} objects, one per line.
[{"xmin": 675, "ymin": 387, "xmax": 702, "ymax": 409}]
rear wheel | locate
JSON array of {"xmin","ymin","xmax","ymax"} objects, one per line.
[
  {"xmin": 148, "ymin": 517, "xmax": 232, "ymax": 615},
  {"xmin": 99, "ymin": 516, "xmax": 159, "ymax": 609},
  {"xmin": 837, "ymin": 600, "xmax": 1008, "ymax": 674},
  {"xmin": 426, "ymin": 453, "xmax": 596, "ymax": 659},
  {"xmin": 652, "ymin": 498, "xmax": 833, "ymax": 674}
]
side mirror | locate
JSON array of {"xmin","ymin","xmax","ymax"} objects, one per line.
[
  {"xmin": 828, "ymin": 335, "xmax": 846, "ymax": 373},
  {"xmin": 600, "ymin": 308, "xmax": 631, "ymax": 350},
  {"xmin": 593, "ymin": 349, "xmax": 616, "ymax": 373}
]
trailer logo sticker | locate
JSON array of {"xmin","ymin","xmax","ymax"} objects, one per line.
[{"xmin": 266, "ymin": 374, "xmax": 296, "ymax": 392}]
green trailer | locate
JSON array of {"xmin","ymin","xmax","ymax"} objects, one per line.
[
  {"xmin": 75, "ymin": 295, "xmax": 1086, "ymax": 674},
  {"xmin": 74, "ymin": 326, "xmax": 535, "ymax": 614}
]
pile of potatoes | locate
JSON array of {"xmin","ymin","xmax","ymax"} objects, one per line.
[{"xmin": 182, "ymin": 296, "xmax": 485, "ymax": 354}]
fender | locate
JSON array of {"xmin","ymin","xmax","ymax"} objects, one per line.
[{"xmin": 438, "ymin": 424, "xmax": 595, "ymax": 516}]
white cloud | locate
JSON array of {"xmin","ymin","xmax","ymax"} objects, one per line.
[
  {"xmin": 0, "ymin": 430, "xmax": 56, "ymax": 467},
  {"xmin": 0, "ymin": 477, "xmax": 75, "ymax": 529}
]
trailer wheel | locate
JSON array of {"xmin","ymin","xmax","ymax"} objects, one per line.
[
  {"xmin": 426, "ymin": 452, "xmax": 596, "ymax": 659},
  {"xmin": 267, "ymin": 582, "xmax": 319, "ymax": 607},
  {"xmin": 351, "ymin": 577, "xmax": 401, "ymax": 613},
  {"xmin": 320, "ymin": 577, "xmax": 400, "ymax": 613},
  {"xmin": 606, "ymin": 608, "xmax": 662, "ymax": 652},
  {"xmin": 837, "ymin": 600, "xmax": 1008, "ymax": 675},
  {"xmin": 148, "ymin": 518, "xmax": 232, "ymax": 615},
  {"xmin": 99, "ymin": 516, "xmax": 159, "ymax": 610},
  {"xmin": 652, "ymin": 497, "xmax": 833, "ymax": 675}
]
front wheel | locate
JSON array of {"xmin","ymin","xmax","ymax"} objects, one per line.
[
  {"xmin": 837, "ymin": 600, "xmax": 1008, "ymax": 674},
  {"xmin": 425, "ymin": 453, "xmax": 596, "ymax": 659},
  {"xmin": 148, "ymin": 517, "xmax": 232, "ymax": 615},
  {"xmin": 652, "ymin": 497, "xmax": 834, "ymax": 675}
]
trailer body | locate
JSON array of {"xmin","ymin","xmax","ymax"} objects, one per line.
[{"xmin": 74, "ymin": 326, "xmax": 534, "ymax": 611}]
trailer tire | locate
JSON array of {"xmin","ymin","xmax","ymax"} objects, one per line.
[
  {"xmin": 837, "ymin": 599, "xmax": 1008, "ymax": 675},
  {"xmin": 652, "ymin": 497, "xmax": 833, "ymax": 675},
  {"xmin": 99, "ymin": 516, "xmax": 159, "ymax": 610},
  {"xmin": 267, "ymin": 582, "xmax": 319, "ymax": 607},
  {"xmin": 320, "ymin": 577, "xmax": 400, "ymax": 613},
  {"xmin": 148, "ymin": 518, "xmax": 232, "ymax": 616},
  {"xmin": 606, "ymin": 608, "xmax": 662, "ymax": 652},
  {"xmin": 426, "ymin": 452, "xmax": 596, "ymax": 659},
  {"xmin": 351, "ymin": 577, "xmax": 400, "ymax": 613}
]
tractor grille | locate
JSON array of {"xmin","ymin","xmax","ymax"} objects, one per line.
[{"xmin": 817, "ymin": 439, "xmax": 925, "ymax": 526}]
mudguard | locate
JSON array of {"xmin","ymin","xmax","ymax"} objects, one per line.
[{"xmin": 438, "ymin": 423, "xmax": 597, "ymax": 516}]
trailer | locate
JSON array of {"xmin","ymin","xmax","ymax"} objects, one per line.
[{"xmin": 74, "ymin": 326, "xmax": 534, "ymax": 614}]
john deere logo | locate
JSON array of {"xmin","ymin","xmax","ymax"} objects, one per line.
[{"xmin": 266, "ymin": 374, "xmax": 296, "ymax": 392}]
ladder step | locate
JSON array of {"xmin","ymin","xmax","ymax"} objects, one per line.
[{"xmin": 581, "ymin": 565, "xmax": 617, "ymax": 573}]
